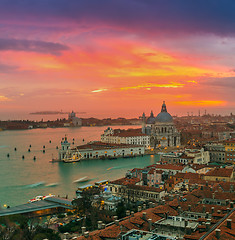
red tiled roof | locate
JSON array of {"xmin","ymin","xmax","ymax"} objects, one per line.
[
  {"xmin": 168, "ymin": 198, "xmax": 180, "ymax": 208},
  {"xmin": 225, "ymin": 138, "xmax": 235, "ymax": 143},
  {"xmin": 76, "ymin": 141, "xmax": 143, "ymax": 150},
  {"xmin": 155, "ymin": 164, "xmax": 184, "ymax": 171},
  {"xmin": 174, "ymin": 172, "xmax": 201, "ymax": 180},
  {"xmin": 203, "ymin": 208, "xmax": 235, "ymax": 240},
  {"xmin": 127, "ymin": 184, "xmax": 164, "ymax": 193},
  {"xmin": 77, "ymin": 206, "xmax": 164, "ymax": 239},
  {"xmin": 219, "ymin": 182, "xmax": 235, "ymax": 192},
  {"xmin": 111, "ymin": 177, "xmax": 141, "ymax": 186},
  {"xmin": 112, "ymin": 128, "xmax": 148, "ymax": 137},
  {"xmin": 205, "ymin": 168, "xmax": 233, "ymax": 178}
]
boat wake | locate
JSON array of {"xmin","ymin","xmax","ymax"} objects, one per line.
[
  {"xmin": 23, "ymin": 181, "xmax": 45, "ymax": 188},
  {"xmin": 73, "ymin": 176, "xmax": 90, "ymax": 183},
  {"xmin": 45, "ymin": 182, "xmax": 59, "ymax": 187},
  {"xmin": 107, "ymin": 166, "xmax": 123, "ymax": 171}
]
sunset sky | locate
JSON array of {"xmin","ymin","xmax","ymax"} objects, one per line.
[{"xmin": 1, "ymin": 0, "xmax": 235, "ymax": 119}]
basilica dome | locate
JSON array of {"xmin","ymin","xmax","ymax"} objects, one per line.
[{"xmin": 155, "ymin": 101, "xmax": 173, "ymax": 123}]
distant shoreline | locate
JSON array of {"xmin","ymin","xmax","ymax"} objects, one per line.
[
  {"xmin": 0, "ymin": 117, "xmax": 141, "ymax": 131},
  {"xmin": 30, "ymin": 111, "xmax": 86, "ymax": 115}
]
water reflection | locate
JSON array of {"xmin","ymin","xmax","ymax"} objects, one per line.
[{"xmin": 0, "ymin": 126, "xmax": 160, "ymax": 207}]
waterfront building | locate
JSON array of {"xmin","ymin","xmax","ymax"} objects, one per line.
[
  {"xmin": 101, "ymin": 127, "xmax": 150, "ymax": 148},
  {"xmin": 142, "ymin": 101, "xmax": 181, "ymax": 148},
  {"xmin": 59, "ymin": 136, "xmax": 71, "ymax": 160},
  {"xmin": 0, "ymin": 197, "xmax": 73, "ymax": 218},
  {"xmin": 74, "ymin": 141, "xmax": 145, "ymax": 160},
  {"xmin": 68, "ymin": 110, "xmax": 82, "ymax": 127}
]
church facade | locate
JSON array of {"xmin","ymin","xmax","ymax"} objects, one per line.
[{"xmin": 142, "ymin": 101, "xmax": 181, "ymax": 148}]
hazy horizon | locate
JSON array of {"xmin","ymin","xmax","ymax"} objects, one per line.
[{"xmin": 0, "ymin": 106, "xmax": 234, "ymax": 121}]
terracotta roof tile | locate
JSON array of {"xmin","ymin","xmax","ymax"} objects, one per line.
[{"xmin": 205, "ymin": 168, "xmax": 233, "ymax": 178}]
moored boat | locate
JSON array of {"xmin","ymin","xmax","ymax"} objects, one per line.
[
  {"xmin": 63, "ymin": 151, "xmax": 83, "ymax": 163},
  {"xmin": 28, "ymin": 194, "xmax": 55, "ymax": 203}
]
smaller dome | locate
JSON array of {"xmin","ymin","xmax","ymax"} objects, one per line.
[{"xmin": 146, "ymin": 111, "xmax": 155, "ymax": 124}]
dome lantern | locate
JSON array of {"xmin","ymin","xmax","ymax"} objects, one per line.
[{"xmin": 155, "ymin": 101, "xmax": 173, "ymax": 123}]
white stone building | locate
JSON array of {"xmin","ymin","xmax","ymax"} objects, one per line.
[
  {"xmin": 68, "ymin": 110, "xmax": 82, "ymax": 127},
  {"xmin": 184, "ymin": 148, "xmax": 210, "ymax": 164},
  {"xmin": 101, "ymin": 128, "xmax": 150, "ymax": 148},
  {"xmin": 75, "ymin": 141, "xmax": 145, "ymax": 160},
  {"xmin": 142, "ymin": 101, "xmax": 181, "ymax": 148}
]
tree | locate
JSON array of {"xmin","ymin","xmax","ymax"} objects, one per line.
[{"xmin": 116, "ymin": 201, "xmax": 126, "ymax": 219}]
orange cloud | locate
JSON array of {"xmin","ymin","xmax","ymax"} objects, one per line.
[
  {"xmin": 120, "ymin": 82, "xmax": 184, "ymax": 91},
  {"xmin": 175, "ymin": 100, "xmax": 227, "ymax": 106},
  {"xmin": 0, "ymin": 96, "xmax": 11, "ymax": 102}
]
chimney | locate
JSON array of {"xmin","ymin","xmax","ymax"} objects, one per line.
[
  {"xmin": 217, "ymin": 210, "xmax": 221, "ymax": 214},
  {"xmin": 188, "ymin": 205, "xmax": 191, "ymax": 211},
  {"xmin": 184, "ymin": 220, "xmax": 188, "ymax": 228},
  {"xmin": 207, "ymin": 219, "xmax": 211, "ymax": 224},
  {"xmin": 215, "ymin": 229, "xmax": 221, "ymax": 239},
  {"xmin": 230, "ymin": 184, "xmax": 234, "ymax": 193},
  {"xmin": 143, "ymin": 204, "xmax": 147, "ymax": 210},
  {"xmin": 142, "ymin": 212, "xmax": 147, "ymax": 220},
  {"xmin": 84, "ymin": 231, "xmax": 89, "ymax": 238},
  {"xmin": 138, "ymin": 205, "xmax": 142, "ymax": 212},
  {"xmin": 148, "ymin": 219, "xmax": 152, "ymax": 231},
  {"xmin": 206, "ymin": 222, "xmax": 210, "ymax": 231},
  {"xmin": 162, "ymin": 200, "xmax": 165, "ymax": 205},
  {"xmin": 81, "ymin": 227, "xmax": 86, "ymax": 235},
  {"xmin": 115, "ymin": 220, "xmax": 119, "ymax": 226},
  {"xmin": 101, "ymin": 223, "xmax": 106, "ymax": 229},
  {"xmin": 211, "ymin": 207, "xmax": 214, "ymax": 214},
  {"xmin": 206, "ymin": 181, "xmax": 208, "ymax": 186},
  {"xmin": 113, "ymin": 215, "xmax": 118, "ymax": 221},
  {"xmin": 178, "ymin": 206, "xmax": 182, "ymax": 214},
  {"xmin": 230, "ymin": 202, "xmax": 234, "ymax": 209},
  {"xmin": 212, "ymin": 193, "xmax": 215, "ymax": 199},
  {"xmin": 98, "ymin": 221, "xmax": 102, "ymax": 230},
  {"xmin": 203, "ymin": 205, "xmax": 206, "ymax": 213},
  {"xmin": 131, "ymin": 211, "xmax": 134, "ymax": 217},
  {"xmin": 205, "ymin": 212, "xmax": 209, "ymax": 219},
  {"xmin": 226, "ymin": 199, "xmax": 230, "ymax": 206},
  {"xmin": 227, "ymin": 219, "xmax": 232, "ymax": 229}
]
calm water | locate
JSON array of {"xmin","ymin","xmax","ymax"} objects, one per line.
[{"xmin": 0, "ymin": 126, "xmax": 159, "ymax": 207}]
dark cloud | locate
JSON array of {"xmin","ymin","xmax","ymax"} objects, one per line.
[
  {"xmin": 1, "ymin": 0, "xmax": 235, "ymax": 37},
  {"xmin": 0, "ymin": 38, "xmax": 69, "ymax": 55},
  {"xmin": 0, "ymin": 64, "xmax": 19, "ymax": 73},
  {"xmin": 202, "ymin": 77, "xmax": 235, "ymax": 88}
]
